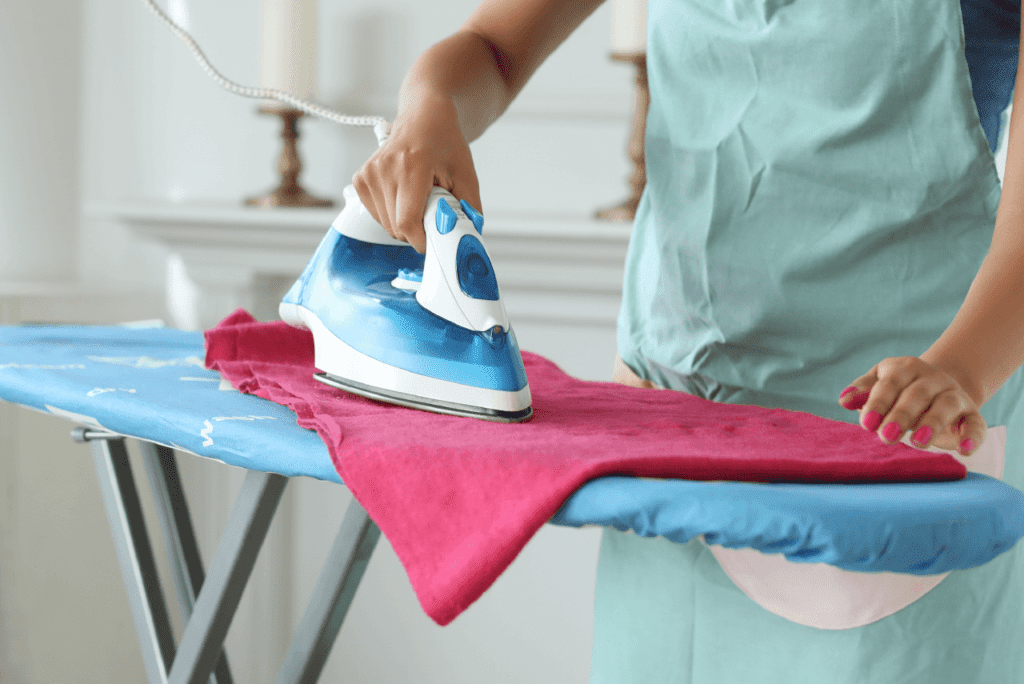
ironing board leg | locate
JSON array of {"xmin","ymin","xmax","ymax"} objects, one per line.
[
  {"xmin": 138, "ymin": 441, "xmax": 233, "ymax": 684},
  {"xmin": 83, "ymin": 432, "xmax": 177, "ymax": 684},
  {"xmin": 167, "ymin": 469, "xmax": 288, "ymax": 684},
  {"xmin": 275, "ymin": 497, "xmax": 381, "ymax": 684}
]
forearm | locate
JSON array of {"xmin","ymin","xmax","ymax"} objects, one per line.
[
  {"xmin": 920, "ymin": 63, "xmax": 1024, "ymax": 406},
  {"xmin": 395, "ymin": 0, "xmax": 605, "ymax": 143},
  {"xmin": 921, "ymin": 233, "xmax": 1024, "ymax": 407},
  {"xmin": 396, "ymin": 31, "xmax": 513, "ymax": 144}
]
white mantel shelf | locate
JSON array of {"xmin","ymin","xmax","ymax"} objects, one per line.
[
  {"xmin": 86, "ymin": 201, "xmax": 633, "ymax": 329},
  {"xmin": 85, "ymin": 200, "xmax": 633, "ymax": 240}
]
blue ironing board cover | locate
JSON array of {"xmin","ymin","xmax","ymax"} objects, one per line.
[{"xmin": 1, "ymin": 324, "xmax": 1021, "ymax": 575}]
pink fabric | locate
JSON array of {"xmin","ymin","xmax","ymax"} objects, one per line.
[{"xmin": 204, "ymin": 309, "xmax": 967, "ymax": 626}]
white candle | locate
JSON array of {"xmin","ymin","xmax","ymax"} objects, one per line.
[
  {"xmin": 259, "ymin": 0, "xmax": 318, "ymax": 102},
  {"xmin": 611, "ymin": 0, "xmax": 647, "ymax": 54}
]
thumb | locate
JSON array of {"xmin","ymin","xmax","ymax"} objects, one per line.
[
  {"xmin": 446, "ymin": 160, "xmax": 482, "ymax": 216},
  {"xmin": 455, "ymin": 180, "xmax": 483, "ymax": 217},
  {"xmin": 956, "ymin": 413, "xmax": 987, "ymax": 456}
]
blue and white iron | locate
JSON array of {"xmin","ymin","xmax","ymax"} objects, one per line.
[
  {"xmin": 279, "ymin": 185, "xmax": 533, "ymax": 422},
  {"xmin": 139, "ymin": 0, "xmax": 531, "ymax": 420}
]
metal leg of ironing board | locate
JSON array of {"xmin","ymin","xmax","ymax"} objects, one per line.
[
  {"xmin": 138, "ymin": 441, "xmax": 233, "ymax": 684},
  {"xmin": 275, "ymin": 497, "xmax": 381, "ymax": 684},
  {"xmin": 80, "ymin": 431, "xmax": 177, "ymax": 684},
  {"xmin": 167, "ymin": 468, "xmax": 288, "ymax": 684}
]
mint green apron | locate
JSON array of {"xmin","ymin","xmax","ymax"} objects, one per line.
[{"xmin": 601, "ymin": 0, "xmax": 1024, "ymax": 680}]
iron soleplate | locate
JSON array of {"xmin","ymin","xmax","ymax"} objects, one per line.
[{"xmin": 314, "ymin": 372, "xmax": 534, "ymax": 423}]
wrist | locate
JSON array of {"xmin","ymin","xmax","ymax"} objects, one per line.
[
  {"xmin": 919, "ymin": 348, "xmax": 988, "ymax": 408},
  {"xmin": 396, "ymin": 84, "xmax": 455, "ymax": 122}
]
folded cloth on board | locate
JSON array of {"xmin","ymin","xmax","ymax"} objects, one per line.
[{"xmin": 204, "ymin": 310, "xmax": 967, "ymax": 625}]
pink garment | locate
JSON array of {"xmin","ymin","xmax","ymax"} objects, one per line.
[{"xmin": 204, "ymin": 309, "xmax": 966, "ymax": 626}]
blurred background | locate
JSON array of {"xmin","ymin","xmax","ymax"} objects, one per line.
[{"xmin": 0, "ymin": 0, "xmax": 640, "ymax": 681}]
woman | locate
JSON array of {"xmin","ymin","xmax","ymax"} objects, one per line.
[{"xmin": 353, "ymin": 0, "xmax": 1024, "ymax": 680}]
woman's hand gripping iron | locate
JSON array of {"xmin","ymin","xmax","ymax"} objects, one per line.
[{"xmin": 279, "ymin": 185, "xmax": 533, "ymax": 422}]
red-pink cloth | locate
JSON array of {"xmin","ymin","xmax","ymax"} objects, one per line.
[{"xmin": 204, "ymin": 309, "xmax": 966, "ymax": 625}]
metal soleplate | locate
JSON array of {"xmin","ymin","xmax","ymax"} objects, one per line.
[{"xmin": 314, "ymin": 372, "xmax": 533, "ymax": 424}]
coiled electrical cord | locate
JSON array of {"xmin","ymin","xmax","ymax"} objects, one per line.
[{"xmin": 141, "ymin": 0, "xmax": 392, "ymax": 144}]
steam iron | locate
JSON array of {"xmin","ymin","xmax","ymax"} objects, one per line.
[{"xmin": 280, "ymin": 185, "xmax": 533, "ymax": 422}]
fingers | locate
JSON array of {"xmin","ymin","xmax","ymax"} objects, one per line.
[
  {"xmin": 838, "ymin": 356, "xmax": 986, "ymax": 456},
  {"xmin": 838, "ymin": 366, "xmax": 877, "ymax": 411},
  {"xmin": 449, "ymin": 147, "xmax": 483, "ymax": 216},
  {"xmin": 395, "ymin": 179, "xmax": 432, "ymax": 254},
  {"xmin": 352, "ymin": 136, "xmax": 481, "ymax": 255},
  {"xmin": 352, "ymin": 157, "xmax": 390, "ymax": 234},
  {"xmin": 353, "ymin": 148, "xmax": 432, "ymax": 251}
]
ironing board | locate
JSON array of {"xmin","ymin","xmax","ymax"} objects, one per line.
[{"xmin": 2, "ymin": 325, "xmax": 1023, "ymax": 684}]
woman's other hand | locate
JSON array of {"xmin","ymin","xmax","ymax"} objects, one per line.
[{"xmin": 838, "ymin": 356, "xmax": 986, "ymax": 456}]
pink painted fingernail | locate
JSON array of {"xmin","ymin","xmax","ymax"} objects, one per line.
[
  {"xmin": 844, "ymin": 391, "xmax": 870, "ymax": 410},
  {"xmin": 959, "ymin": 438, "xmax": 975, "ymax": 455},
  {"xmin": 881, "ymin": 422, "xmax": 903, "ymax": 443},
  {"xmin": 911, "ymin": 425, "xmax": 932, "ymax": 446},
  {"xmin": 840, "ymin": 386, "xmax": 858, "ymax": 399},
  {"xmin": 863, "ymin": 411, "xmax": 883, "ymax": 432}
]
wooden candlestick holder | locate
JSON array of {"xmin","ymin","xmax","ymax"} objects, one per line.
[
  {"xmin": 596, "ymin": 52, "xmax": 648, "ymax": 222},
  {"xmin": 246, "ymin": 107, "xmax": 334, "ymax": 209}
]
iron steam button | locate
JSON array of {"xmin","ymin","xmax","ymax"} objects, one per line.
[
  {"xmin": 459, "ymin": 200, "xmax": 484, "ymax": 234},
  {"xmin": 435, "ymin": 198, "xmax": 458, "ymax": 235},
  {"xmin": 456, "ymin": 235, "xmax": 500, "ymax": 301}
]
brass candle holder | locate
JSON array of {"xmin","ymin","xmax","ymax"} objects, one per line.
[
  {"xmin": 596, "ymin": 52, "xmax": 648, "ymax": 222},
  {"xmin": 246, "ymin": 106, "xmax": 334, "ymax": 208}
]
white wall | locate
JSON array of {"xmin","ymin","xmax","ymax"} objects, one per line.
[
  {"xmin": 78, "ymin": 0, "xmax": 633, "ymax": 286},
  {"xmin": 0, "ymin": 3, "xmax": 163, "ymax": 680},
  {"xmin": 1, "ymin": 0, "xmax": 636, "ymax": 681},
  {"xmin": 0, "ymin": 1, "xmax": 81, "ymax": 280}
]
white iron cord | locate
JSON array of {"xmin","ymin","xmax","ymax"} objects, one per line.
[{"xmin": 141, "ymin": 0, "xmax": 392, "ymax": 145}]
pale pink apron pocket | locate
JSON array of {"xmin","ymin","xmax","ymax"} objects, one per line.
[{"xmin": 706, "ymin": 426, "xmax": 1007, "ymax": 629}]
